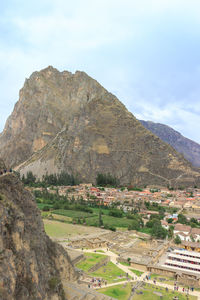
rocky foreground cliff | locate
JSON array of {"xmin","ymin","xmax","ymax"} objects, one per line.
[
  {"xmin": 1, "ymin": 66, "xmax": 200, "ymax": 187},
  {"xmin": 0, "ymin": 164, "xmax": 111, "ymax": 300},
  {"xmin": 140, "ymin": 120, "xmax": 200, "ymax": 168}
]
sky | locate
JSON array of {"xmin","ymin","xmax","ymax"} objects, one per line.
[{"xmin": 1, "ymin": 0, "xmax": 200, "ymax": 143}]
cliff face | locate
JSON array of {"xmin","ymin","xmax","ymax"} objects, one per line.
[
  {"xmin": 0, "ymin": 159, "xmax": 5, "ymax": 171},
  {"xmin": 140, "ymin": 120, "xmax": 200, "ymax": 168},
  {"xmin": 0, "ymin": 172, "xmax": 78, "ymax": 300},
  {"xmin": 0, "ymin": 66, "xmax": 104, "ymax": 167},
  {"xmin": 1, "ymin": 66, "xmax": 200, "ymax": 187}
]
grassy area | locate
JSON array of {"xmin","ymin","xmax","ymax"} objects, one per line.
[
  {"xmin": 132, "ymin": 283, "xmax": 197, "ymax": 300},
  {"xmin": 96, "ymin": 250, "xmax": 105, "ymax": 253},
  {"xmin": 53, "ymin": 209, "xmax": 94, "ymax": 219},
  {"xmin": 99, "ymin": 283, "xmax": 132, "ymax": 300},
  {"xmin": 120, "ymin": 262, "xmax": 130, "ymax": 267},
  {"xmin": 76, "ymin": 253, "xmax": 105, "ymax": 272},
  {"xmin": 43, "ymin": 220, "xmax": 105, "ymax": 238},
  {"xmin": 37, "ymin": 203, "xmax": 53, "ymax": 210},
  {"xmin": 44, "ymin": 220, "xmax": 73, "ymax": 238},
  {"xmin": 150, "ymin": 273, "xmax": 174, "ymax": 285},
  {"xmin": 86, "ymin": 215, "xmax": 133, "ymax": 228},
  {"xmin": 51, "ymin": 214, "xmax": 71, "ymax": 222},
  {"xmin": 138, "ymin": 227, "xmax": 152, "ymax": 235},
  {"xmin": 91, "ymin": 261, "xmax": 130, "ymax": 283},
  {"xmin": 91, "ymin": 207, "xmax": 110, "ymax": 215},
  {"xmin": 129, "ymin": 269, "xmax": 144, "ymax": 277}
]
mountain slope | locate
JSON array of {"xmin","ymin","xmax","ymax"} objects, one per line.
[
  {"xmin": 1, "ymin": 66, "xmax": 200, "ymax": 187},
  {"xmin": 0, "ymin": 164, "xmax": 112, "ymax": 300},
  {"xmin": 0, "ymin": 66, "xmax": 105, "ymax": 167},
  {"xmin": 140, "ymin": 120, "xmax": 200, "ymax": 168},
  {"xmin": 0, "ymin": 170, "xmax": 77, "ymax": 300}
]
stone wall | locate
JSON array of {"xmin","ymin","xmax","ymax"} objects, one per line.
[
  {"xmin": 148, "ymin": 266, "xmax": 200, "ymax": 287},
  {"xmin": 88, "ymin": 256, "xmax": 110, "ymax": 273},
  {"xmin": 130, "ymin": 262, "xmax": 148, "ymax": 272}
]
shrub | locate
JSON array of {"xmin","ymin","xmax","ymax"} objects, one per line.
[
  {"xmin": 42, "ymin": 206, "xmax": 50, "ymax": 211},
  {"xmin": 108, "ymin": 209, "xmax": 123, "ymax": 218},
  {"xmin": 174, "ymin": 235, "xmax": 181, "ymax": 244},
  {"xmin": 48, "ymin": 277, "xmax": 60, "ymax": 291},
  {"xmin": 96, "ymin": 173, "xmax": 119, "ymax": 187}
]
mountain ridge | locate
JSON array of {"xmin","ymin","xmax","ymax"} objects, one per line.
[
  {"xmin": 140, "ymin": 120, "xmax": 200, "ymax": 168},
  {"xmin": 1, "ymin": 66, "xmax": 200, "ymax": 188}
]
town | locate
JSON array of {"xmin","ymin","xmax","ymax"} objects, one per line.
[{"xmin": 23, "ymin": 173, "xmax": 200, "ymax": 299}]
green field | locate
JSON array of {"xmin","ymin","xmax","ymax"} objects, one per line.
[
  {"xmin": 76, "ymin": 253, "xmax": 105, "ymax": 272},
  {"xmin": 37, "ymin": 203, "xmax": 53, "ymax": 210},
  {"xmin": 120, "ymin": 262, "xmax": 130, "ymax": 267},
  {"xmin": 91, "ymin": 261, "xmax": 130, "ymax": 283},
  {"xmin": 99, "ymin": 283, "xmax": 132, "ymax": 300},
  {"xmin": 91, "ymin": 207, "xmax": 111, "ymax": 215},
  {"xmin": 132, "ymin": 283, "xmax": 196, "ymax": 300},
  {"xmin": 129, "ymin": 269, "xmax": 143, "ymax": 277},
  {"xmin": 150, "ymin": 274, "xmax": 174, "ymax": 285},
  {"xmin": 44, "ymin": 219, "xmax": 73, "ymax": 238},
  {"xmin": 86, "ymin": 215, "xmax": 133, "ymax": 228},
  {"xmin": 53, "ymin": 209, "xmax": 94, "ymax": 219},
  {"xmin": 39, "ymin": 207, "xmax": 150, "ymax": 231}
]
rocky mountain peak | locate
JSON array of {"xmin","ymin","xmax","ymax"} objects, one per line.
[
  {"xmin": 1, "ymin": 67, "xmax": 200, "ymax": 187},
  {"xmin": 0, "ymin": 67, "xmax": 110, "ymax": 167}
]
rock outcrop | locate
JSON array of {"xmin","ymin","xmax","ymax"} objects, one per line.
[
  {"xmin": 1, "ymin": 66, "xmax": 200, "ymax": 187},
  {"xmin": 0, "ymin": 172, "xmax": 77, "ymax": 300},
  {"xmin": 140, "ymin": 120, "xmax": 200, "ymax": 168},
  {"xmin": 0, "ymin": 159, "xmax": 5, "ymax": 171},
  {"xmin": 0, "ymin": 171, "xmax": 111, "ymax": 299}
]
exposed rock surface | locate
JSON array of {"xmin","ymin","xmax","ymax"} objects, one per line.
[
  {"xmin": 1, "ymin": 66, "xmax": 200, "ymax": 187},
  {"xmin": 0, "ymin": 172, "xmax": 77, "ymax": 300},
  {"xmin": 0, "ymin": 171, "xmax": 111, "ymax": 299},
  {"xmin": 0, "ymin": 159, "xmax": 5, "ymax": 171},
  {"xmin": 140, "ymin": 120, "xmax": 200, "ymax": 168}
]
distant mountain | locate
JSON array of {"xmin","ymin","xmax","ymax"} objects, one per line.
[
  {"xmin": 140, "ymin": 120, "xmax": 200, "ymax": 167},
  {"xmin": 1, "ymin": 66, "xmax": 200, "ymax": 187}
]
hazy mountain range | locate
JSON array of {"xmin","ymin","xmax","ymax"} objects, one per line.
[{"xmin": 140, "ymin": 120, "xmax": 200, "ymax": 168}]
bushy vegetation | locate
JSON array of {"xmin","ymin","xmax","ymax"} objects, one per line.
[
  {"xmin": 35, "ymin": 188, "xmax": 170, "ymax": 238},
  {"xmin": 127, "ymin": 214, "xmax": 144, "ymax": 231},
  {"xmin": 21, "ymin": 171, "xmax": 80, "ymax": 187},
  {"xmin": 96, "ymin": 173, "xmax": 119, "ymax": 187},
  {"xmin": 127, "ymin": 185, "xmax": 143, "ymax": 191},
  {"xmin": 146, "ymin": 215, "xmax": 168, "ymax": 239},
  {"xmin": 177, "ymin": 213, "xmax": 200, "ymax": 228},
  {"xmin": 108, "ymin": 209, "xmax": 123, "ymax": 218}
]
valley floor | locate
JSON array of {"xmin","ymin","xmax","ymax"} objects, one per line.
[{"xmin": 43, "ymin": 219, "xmax": 200, "ymax": 300}]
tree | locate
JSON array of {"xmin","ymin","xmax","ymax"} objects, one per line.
[
  {"xmin": 99, "ymin": 208, "xmax": 103, "ymax": 227},
  {"xmin": 129, "ymin": 220, "xmax": 140, "ymax": 231},
  {"xmin": 174, "ymin": 235, "xmax": 181, "ymax": 244},
  {"xmin": 22, "ymin": 171, "xmax": 36, "ymax": 185},
  {"xmin": 168, "ymin": 225, "xmax": 174, "ymax": 239},
  {"xmin": 109, "ymin": 209, "xmax": 123, "ymax": 218},
  {"xmin": 190, "ymin": 235, "xmax": 195, "ymax": 242},
  {"xmin": 146, "ymin": 218, "xmax": 161, "ymax": 228},
  {"xmin": 42, "ymin": 206, "xmax": 50, "ymax": 211},
  {"xmin": 167, "ymin": 218, "xmax": 173, "ymax": 224},
  {"xmin": 96, "ymin": 173, "xmax": 119, "ymax": 187},
  {"xmin": 178, "ymin": 214, "xmax": 188, "ymax": 225},
  {"xmin": 151, "ymin": 223, "xmax": 167, "ymax": 239}
]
